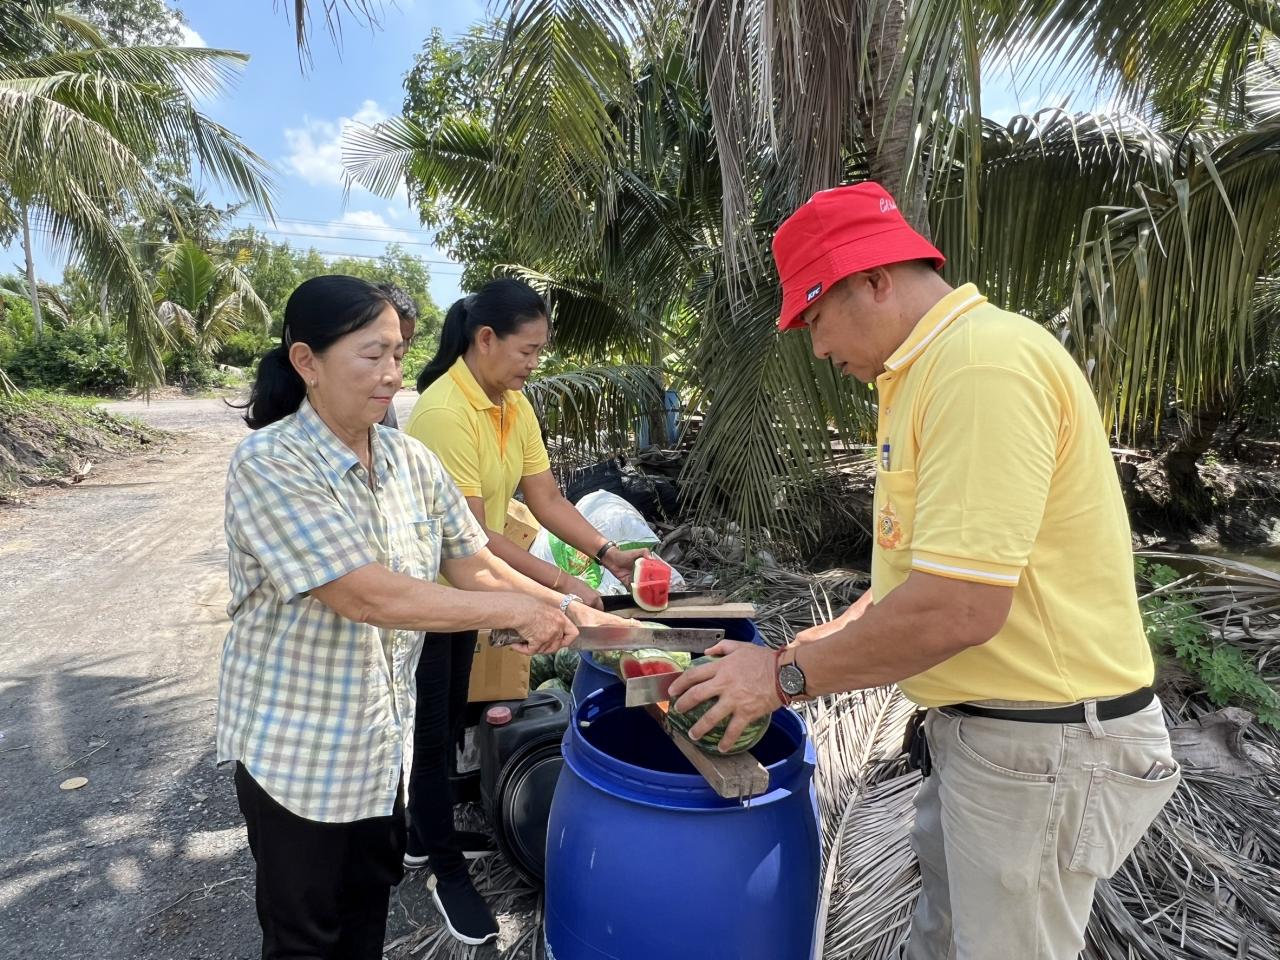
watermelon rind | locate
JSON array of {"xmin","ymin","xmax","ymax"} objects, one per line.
[
  {"xmin": 536, "ymin": 677, "xmax": 569, "ymax": 693},
  {"xmin": 529, "ymin": 653, "xmax": 557, "ymax": 689},
  {"xmin": 554, "ymin": 647, "xmax": 580, "ymax": 686},
  {"xmin": 665, "ymin": 655, "xmax": 771, "ymax": 755}
]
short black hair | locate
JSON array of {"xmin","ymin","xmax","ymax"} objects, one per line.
[{"xmin": 375, "ymin": 282, "xmax": 419, "ymax": 324}]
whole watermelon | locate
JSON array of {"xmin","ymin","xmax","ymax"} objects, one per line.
[
  {"xmin": 589, "ymin": 649, "xmax": 626, "ymax": 673},
  {"xmin": 665, "ymin": 656, "xmax": 771, "ymax": 755},
  {"xmin": 536, "ymin": 677, "xmax": 569, "ymax": 693},
  {"xmin": 529, "ymin": 653, "xmax": 557, "ymax": 689},
  {"xmin": 555, "ymin": 647, "xmax": 580, "ymax": 686}
]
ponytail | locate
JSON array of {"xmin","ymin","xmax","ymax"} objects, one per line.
[
  {"xmin": 417, "ymin": 296, "xmax": 472, "ymax": 392},
  {"xmin": 415, "ymin": 278, "xmax": 549, "ymax": 393},
  {"xmin": 234, "ymin": 275, "xmax": 393, "ymax": 429},
  {"xmin": 241, "ymin": 344, "xmax": 305, "ymax": 430}
]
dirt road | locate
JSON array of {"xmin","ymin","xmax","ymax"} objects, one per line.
[{"xmin": 0, "ymin": 394, "xmax": 425, "ymax": 960}]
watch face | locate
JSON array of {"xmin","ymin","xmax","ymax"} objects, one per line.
[{"xmin": 780, "ymin": 663, "xmax": 806, "ymax": 696}]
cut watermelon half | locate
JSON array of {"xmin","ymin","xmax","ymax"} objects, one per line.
[
  {"xmin": 631, "ymin": 556, "xmax": 673, "ymax": 612},
  {"xmin": 619, "ymin": 650, "xmax": 682, "ymax": 679}
]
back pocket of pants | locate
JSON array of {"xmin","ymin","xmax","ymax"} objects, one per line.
[{"xmin": 1068, "ymin": 762, "xmax": 1181, "ymax": 878}]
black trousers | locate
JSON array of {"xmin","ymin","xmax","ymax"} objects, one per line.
[
  {"xmin": 234, "ymin": 763, "xmax": 406, "ymax": 960},
  {"xmin": 407, "ymin": 629, "xmax": 478, "ymax": 881}
]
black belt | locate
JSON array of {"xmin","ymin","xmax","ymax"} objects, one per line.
[{"xmin": 951, "ymin": 687, "xmax": 1154, "ymax": 724}]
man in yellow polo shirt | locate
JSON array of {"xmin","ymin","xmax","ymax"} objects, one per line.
[{"xmin": 669, "ymin": 183, "xmax": 1181, "ymax": 959}]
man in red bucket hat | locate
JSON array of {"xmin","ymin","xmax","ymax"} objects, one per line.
[{"xmin": 670, "ymin": 182, "xmax": 1179, "ymax": 959}]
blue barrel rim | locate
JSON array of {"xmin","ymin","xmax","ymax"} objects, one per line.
[{"xmin": 563, "ymin": 682, "xmax": 815, "ymax": 811}]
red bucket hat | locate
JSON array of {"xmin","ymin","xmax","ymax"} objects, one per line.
[{"xmin": 772, "ymin": 183, "xmax": 945, "ymax": 331}]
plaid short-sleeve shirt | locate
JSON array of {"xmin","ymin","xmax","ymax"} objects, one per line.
[{"xmin": 217, "ymin": 400, "xmax": 486, "ymax": 823}]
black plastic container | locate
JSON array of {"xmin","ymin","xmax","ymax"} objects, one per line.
[{"xmin": 476, "ymin": 688, "xmax": 572, "ymax": 884}]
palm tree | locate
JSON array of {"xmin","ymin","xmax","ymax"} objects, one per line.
[
  {"xmin": 152, "ymin": 239, "xmax": 271, "ymax": 357},
  {"xmin": 0, "ymin": 0, "xmax": 274, "ymax": 382},
  {"xmin": 338, "ymin": 0, "xmax": 1279, "ymax": 539}
]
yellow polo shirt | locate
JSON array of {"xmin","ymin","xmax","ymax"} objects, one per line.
[
  {"xmin": 405, "ymin": 358, "xmax": 551, "ymax": 533},
  {"xmin": 872, "ymin": 284, "xmax": 1154, "ymax": 707}
]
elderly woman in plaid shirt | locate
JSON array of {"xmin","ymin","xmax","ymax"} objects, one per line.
[{"xmin": 218, "ymin": 275, "xmax": 620, "ymax": 960}]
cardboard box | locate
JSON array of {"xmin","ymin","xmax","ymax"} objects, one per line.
[{"xmin": 467, "ymin": 499, "xmax": 541, "ymax": 703}]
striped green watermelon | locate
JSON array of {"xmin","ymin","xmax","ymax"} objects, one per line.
[
  {"xmin": 536, "ymin": 677, "xmax": 569, "ymax": 693},
  {"xmin": 555, "ymin": 647, "xmax": 580, "ymax": 686},
  {"xmin": 529, "ymin": 653, "xmax": 557, "ymax": 689},
  {"xmin": 589, "ymin": 649, "xmax": 626, "ymax": 673},
  {"xmin": 665, "ymin": 656, "xmax": 771, "ymax": 755}
]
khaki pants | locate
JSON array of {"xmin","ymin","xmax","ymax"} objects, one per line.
[{"xmin": 903, "ymin": 698, "xmax": 1180, "ymax": 960}]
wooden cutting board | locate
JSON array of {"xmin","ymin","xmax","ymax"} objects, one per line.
[{"xmin": 613, "ymin": 602, "xmax": 758, "ymax": 620}]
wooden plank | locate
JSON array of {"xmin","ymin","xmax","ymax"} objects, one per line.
[
  {"xmin": 643, "ymin": 704, "xmax": 770, "ymax": 800},
  {"xmin": 611, "ymin": 602, "xmax": 758, "ymax": 621}
]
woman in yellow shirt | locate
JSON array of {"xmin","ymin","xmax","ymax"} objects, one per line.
[{"xmin": 402, "ymin": 277, "xmax": 648, "ymax": 944}]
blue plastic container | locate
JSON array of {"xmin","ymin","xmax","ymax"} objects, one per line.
[
  {"xmin": 569, "ymin": 617, "xmax": 764, "ymax": 706},
  {"xmin": 544, "ymin": 683, "xmax": 821, "ymax": 960}
]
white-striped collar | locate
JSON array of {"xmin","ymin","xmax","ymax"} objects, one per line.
[{"xmin": 882, "ymin": 284, "xmax": 987, "ymax": 374}]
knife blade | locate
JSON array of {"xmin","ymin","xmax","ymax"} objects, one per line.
[
  {"xmin": 624, "ymin": 671, "xmax": 680, "ymax": 707},
  {"xmin": 490, "ymin": 625, "xmax": 723, "ymax": 651},
  {"xmin": 599, "ymin": 591, "xmax": 727, "ymax": 613}
]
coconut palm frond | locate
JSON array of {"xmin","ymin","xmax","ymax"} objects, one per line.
[
  {"xmin": 505, "ymin": 265, "xmax": 668, "ymax": 361},
  {"xmin": 525, "ymin": 363, "xmax": 665, "ymax": 452},
  {"xmin": 819, "ymin": 769, "xmax": 920, "ymax": 960},
  {"xmin": 1073, "ymin": 125, "xmax": 1280, "ymax": 434},
  {"xmin": 216, "ymin": 257, "xmax": 272, "ymax": 334},
  {"xmin": 0, "ymin": 6, "xmax": 275, "ymax": 383},
  {"xmin": 932, "ymin": 109, "xmax": 1177, "ymax": 315}
]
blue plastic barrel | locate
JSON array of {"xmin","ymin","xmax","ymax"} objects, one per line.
[
  {"xmin": 544, "ymin": 683, "xmax": 821, "ymax": 960},
  {"xmin": 569, "ymin": 617, "xmax": 765, "ymax": 706}
]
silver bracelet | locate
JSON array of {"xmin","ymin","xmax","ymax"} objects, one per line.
[{"xmin": 560, "ymin": 593, "xmax": 582, "ymax": 614}]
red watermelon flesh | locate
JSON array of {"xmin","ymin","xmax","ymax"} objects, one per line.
[
  {"xmin": 631, "ymin": 557, "xmax": 673, "ymax": 611},
  {"xmin": 619, "ymin": 652, "xmax": 681, "ymax": 679}
]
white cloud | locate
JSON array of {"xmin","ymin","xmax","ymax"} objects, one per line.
[
  {"xmin": 282, "ymin": 100, "xmax": 389, "ymax": 188},
  {"xmin": 177, "ymin": 23, "xmax": 206, "ymax": 47}
]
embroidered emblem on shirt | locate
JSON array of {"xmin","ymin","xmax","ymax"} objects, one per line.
[{"xmin": 877, "ymin": 500, "xmax": 904, "ymax": 549}]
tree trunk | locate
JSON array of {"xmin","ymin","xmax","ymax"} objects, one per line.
[
  {"xmin": 21, "ymin": 203, "xmax": 43, "ymax": 339},
  {"xmin": 861, "ymin": 0, "xmax": 931, "ymax": 239},
  {"xmin": 1164, "ymin": 395, "xmax": 1231, "ymax": 526},
  {"xmin": 99, "ymin": 282, "xmax": 110, "ymax": 334}
]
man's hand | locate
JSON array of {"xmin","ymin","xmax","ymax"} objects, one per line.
[
  {"xmin": 507, "ymin": 596, "xmax": 577, "ymax": 655},
  {"xmin": 666, "ymin": 640, "xmax": 781, "ymax": 754}
]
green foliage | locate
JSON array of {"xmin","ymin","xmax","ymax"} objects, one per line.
[
  {"xmin": 163, "ymin": 342, "xmax": 227, "ymax": 390},
  {"xmin": 1137, "ymin": 558, "xmax": 1280, "ymax": 727},
  {"xmin": 216, "ymin": 329, "xmax": 275, "ymax": 369},
  {"xmin": 6, "ymin": 327, "xmax": 132, "ymax": 394}
]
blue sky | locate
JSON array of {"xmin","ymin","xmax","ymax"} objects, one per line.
[
  {"xmin": 7, "ymin": 0, "xmax": 480, "ymax": 309},
  {"xmin": 6, "ymin": 2, "xmax": 1093, "ymax": 310}
]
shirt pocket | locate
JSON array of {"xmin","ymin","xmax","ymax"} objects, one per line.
[
  {"xmin": 874, "ymin": 468, "xmax": 917, "ymax": 552},
  {"xmin": 396, "ymin": 515, "xmax": 443, "ymax": 583}
]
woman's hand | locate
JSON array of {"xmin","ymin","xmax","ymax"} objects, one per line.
[
  {"xmin": 507, "ymin": 595, "xmax": 578, "ymax": 655},
  {"xmin": 602, "ymin": 546, "xmax": 650, "ymax": 585},
  {"xmin": 560, "ymin": 575, "xmax": 603, "ymax": 609}
]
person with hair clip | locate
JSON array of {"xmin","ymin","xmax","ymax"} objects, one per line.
[
  {"xmin": 218, "ymin": 275, "xmax": 628, "ymax": 959},
  {"xmin": 401, "ymin": 276, "xmax": 650, "ymax": 944}
]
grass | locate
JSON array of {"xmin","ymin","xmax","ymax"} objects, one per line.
[{"xmin": 0, "ymin": 388, "xmax": 162, "ymax": 498}]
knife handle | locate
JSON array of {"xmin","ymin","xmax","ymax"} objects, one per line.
[{"xmin": 490, "ymin": 629, "xmax": 522, "ymax": 647}]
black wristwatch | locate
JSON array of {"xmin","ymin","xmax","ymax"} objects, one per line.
[
  {"xmin": 778, "ymin": 648, "xmax": 808, "ymax": 701},
  {"xmin": 594, "ymin": 540, "xmax": 617, "ymax": 562}
]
